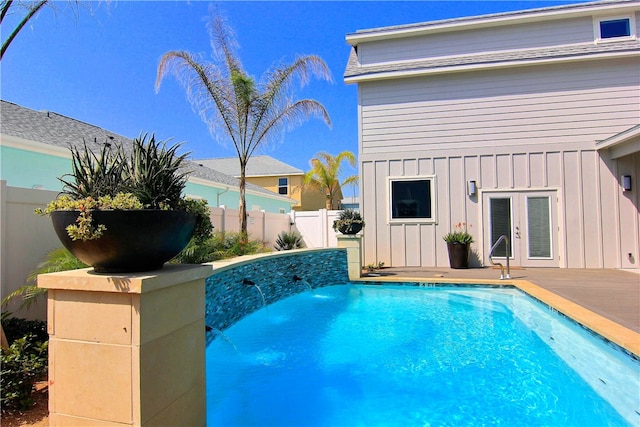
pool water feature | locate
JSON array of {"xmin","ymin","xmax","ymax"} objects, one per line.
[{"xmin": 206, "ymin": 285, "xmax": 639, "ymax": 426}]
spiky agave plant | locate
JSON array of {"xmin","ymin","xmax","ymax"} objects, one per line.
[
  {"xmin": 124, "ymin": 133, "xmax": 190, "ymax": 209},
  {"xmin": 274, "ymin": 231, "xmax": 305, "ymax": 251},
  {"xmin": 36, "ymin": 133, "xmax": 213, "ymax": 242},
  {"xmin": 59, "ymin": 140, "xmax": 128, "ymax": 199}
]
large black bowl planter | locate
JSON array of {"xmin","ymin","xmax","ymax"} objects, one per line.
[
  {"xmin": 338, "ymin": 222, "xmax": 363, "ymax": 235},
  {"xmin": 446, "ymin": 242, "xmax": 470, "ymax": 269},
  {"xmin": 51, "ymin": 210, "xmax": 197, "ymax": 273}
]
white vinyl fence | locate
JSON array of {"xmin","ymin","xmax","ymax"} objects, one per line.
[
  {"xmin": 291, "ymin": 209, "xmax": 341, "ymax": 248},
  {"xmin": 0, "ymin": 182, "xmax": 292, "ymax": 320}
]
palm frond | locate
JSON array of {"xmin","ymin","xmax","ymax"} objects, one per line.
[{"xmin": 2, "ymin": 248, "xmax": 87, "ymax": 312}]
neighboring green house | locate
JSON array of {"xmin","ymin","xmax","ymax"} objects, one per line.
[{"xmin": 0, "ymin": 100, "xmax": 295, "ymax": 213}]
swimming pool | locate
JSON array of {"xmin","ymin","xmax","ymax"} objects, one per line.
[{"xmin": 206, "ymin": 285, "xmax": 639, "ymax": 426}]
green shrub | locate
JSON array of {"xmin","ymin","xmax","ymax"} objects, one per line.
[
  {"xmin": 1, "ymin": 318, "xmax": 47, "ymax": 344},
  {"xmin": 171, "ymin": 231, "xmax": 268, "ymax": 264},
  {"xmin": 1, "ymin": 319, "xmax": 49, "ymax": 411}
]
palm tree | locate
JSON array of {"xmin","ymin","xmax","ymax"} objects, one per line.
[
  {"xmin": 2, "ymin": 0, "xmax": 49, "ymax": 61},
  {"xmin": 303, "ymin": 151, "xmax": 358, "ymax": 210},
  {"xmin": 1, "ymin": 0, "xmax": 87, "ymax": 61},
  {"xmin": 156, "ymin": 13, "xmax": 332, "ymax": 241}
]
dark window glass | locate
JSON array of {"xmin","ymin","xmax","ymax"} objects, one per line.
[
  {"xmin": 490, "ymin": 198, "xmax": 512, "ymax": 258},
  {"xmin": 278, "ymin": 177, "xmax": 288, "ymax": 195},
  {"xmin": 600, "ymin": 19, "xmax": 630, "ymax": 38},
  {"xmin": 391, "ymin": 180, "xmax": 432, "ymax": 219}
]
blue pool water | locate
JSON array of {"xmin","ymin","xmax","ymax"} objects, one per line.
[{"xmin": 206, "ymin": 285, "xmax": 640, "ymax": 426}]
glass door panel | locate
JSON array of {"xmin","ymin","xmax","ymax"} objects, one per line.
[
  {"xmin": 484, "ymin": 191, "xmax": 558, "ymax": 267},
  {"xmin": 526, "ymin": 196, "xmax": 552, "ymax": 259},
  {"xmin": 489, "ymin": 198, "xmax": 512, "ymax": 258}
]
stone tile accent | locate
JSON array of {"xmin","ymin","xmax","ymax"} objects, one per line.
[{"xmin": 205, "ymin": 248, "xmax": 349, "ymax": 341}]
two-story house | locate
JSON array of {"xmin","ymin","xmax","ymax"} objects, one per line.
[
  {"xmin": 345, "ymin": 0, "xmax": 639, "ymax": 270},
  {"xmin": 198, "ymin": 155, "xmax": 342, "ymax": 211}
]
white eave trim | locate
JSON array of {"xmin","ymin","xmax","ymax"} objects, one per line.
[
  {"xmin": 596, "ymin": 124, "xmax": 640, "ymax": 159},
  {"xmin": 248, "ymin": 172, "xmax": 305, "ymax": 178},
  {"xmin": 344, "ymin": 50, "xmax": 639, "ymax": 84},
  {"xmin": 346, "ymin": 2, "xmax": 640, "ymax": 45},
  {"xmin": 0, "ymin": 134, "xmax": 71, "ymax": 158}
]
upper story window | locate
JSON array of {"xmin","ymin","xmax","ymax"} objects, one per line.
[
  {"xmin": 595, "ymin": 16, "xmax": 635, "ymax": 42},
  {"xmin": 278, "ymin": 177, "xmax": 288, "ymax": 195},
  {"xmin": 388, "ymin": 176, "xmax": 436, "ymax": 223}
]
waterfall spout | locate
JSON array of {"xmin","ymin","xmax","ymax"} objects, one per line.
[
  {"xmin": 210, "ymin": 327, "xmax": 239, "ymax": 353},
  {"xmin": 293, "ymin": 275, "xmax": 312, "ymax": 292},
  {"xmin": 242, "ymin": 278, "xmax": 266, "ymax": 307}
]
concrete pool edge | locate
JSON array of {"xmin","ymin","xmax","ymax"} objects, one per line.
[{"xmin": 355, "ymin": 276, "xmax": 640, "ymax": 358}]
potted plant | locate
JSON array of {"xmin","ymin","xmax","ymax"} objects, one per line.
[
  {"xmin": 443, "ymin": 222, "xmax": 474, "ymax": 269},
  {"xmin": 36, "ymin": 133, "xmax": 213, "ymax": 273},
  {"xmin": 332, "ymin": 209, "xmax": 365, "ymax": 235}
]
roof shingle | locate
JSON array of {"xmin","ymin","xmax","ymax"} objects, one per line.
[{"xmin": 0, "ymin": 100, "xmax": 279, "ymax": 197}]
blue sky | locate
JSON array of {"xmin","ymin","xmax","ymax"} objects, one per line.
[{"xmin": 2, "ymin": 0, "xmax": 584, "ymax": 187}]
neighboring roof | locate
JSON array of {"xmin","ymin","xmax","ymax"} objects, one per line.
[
  {"xmin": 197, "ymin": 155, "xmax": 304, "ymax": 178},
  {"xmin": 344, "ymin": 0, "xmax": 640, "ymax": 82},
  {"xmin": 0, "ymin": 100, "xmax": 282, "ymax": 198}
]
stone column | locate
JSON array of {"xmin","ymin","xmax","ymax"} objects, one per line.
[
  {"xmin": 336, "ymin": 234, "xmax": 363, "ymax": 280},
  {"xmin": 38, "ymin": 264, "xmax": 212, "ymax": 426}
]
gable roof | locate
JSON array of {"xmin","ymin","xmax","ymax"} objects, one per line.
[
  {"xmin": 346, "ymin": 0, "xmax": 638, "ymax": 44},
  {"xmin": 345, "ymin": 40, "xmax": 639, "ymax": 82},
  {"xmin": 0, "ymin": 100, "xmax": 282, "ymax": 198},
  {"xmin": 344, "ymin": 0, "xmax": 640, "ymax": 82},
  {"xmin": 197, "ymin": 155, "xmax": 304, "ymax": 178}
]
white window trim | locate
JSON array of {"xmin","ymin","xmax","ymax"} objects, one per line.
[
  {"xmin": 387, "ymin": 175, "xmax": 437, "ymax": 224},
  {"xmin": 593, "ymin": 15, "xmax": 636, "ymax": 44}
]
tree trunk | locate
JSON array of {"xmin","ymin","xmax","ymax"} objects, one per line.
[
  {"xmin": 325, "ymin": 196, "xmax": 332, "ymax": 210},
  {"xmin": 239, "ymin": 160, "xmax": 248, "ymax": 243}
]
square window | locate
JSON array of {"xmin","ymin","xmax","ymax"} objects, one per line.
[
  {"xmin": 389, "ymin": 177, "xmax": 435, "ymax": 222},
  {"xmin": 600, "ymin": 18, "xmax": 631, "ymax": 38},
  {"xmin": 278, "ymin": 177, "xmax": 288, "ymax": 195}
]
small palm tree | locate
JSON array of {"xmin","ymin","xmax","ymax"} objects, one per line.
[
  {"xmin": 303, "ymin": 151, "xmax": 358, "ymax": 210},
  {"xmin": 156, "ymin": 12, "xmax": 331, "ymax": 242}
]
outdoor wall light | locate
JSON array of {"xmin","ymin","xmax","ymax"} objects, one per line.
[
  {"xmin": 622, "ymin": 175, "xmax": 632, "ymax": 192},
  {"xmin": 467, "ymin": 180, "xmax": 477, "ymax": 196}
]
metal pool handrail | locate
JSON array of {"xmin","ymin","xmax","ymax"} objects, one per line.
[{"xmin": 489, "ymin": 235, "xmax": 510, "ymax": 279}]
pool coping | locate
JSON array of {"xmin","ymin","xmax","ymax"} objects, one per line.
[{"xmin": 355, "ymin": 276, "xmax": 640, "ymax": 358}]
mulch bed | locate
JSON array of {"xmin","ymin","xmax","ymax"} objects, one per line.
[{"xmin": 1, "ymin": 382, "xmax": 49, "ymax": 427}]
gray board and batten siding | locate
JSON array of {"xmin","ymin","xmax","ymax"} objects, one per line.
[{"xmin": 348, "ymin": 1, "xmax": 640, "ymax": 270}]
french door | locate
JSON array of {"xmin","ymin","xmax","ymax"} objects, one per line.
[{"xmin": 482, "ymin": 191, "xmax": 558, "ymax": 267}]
